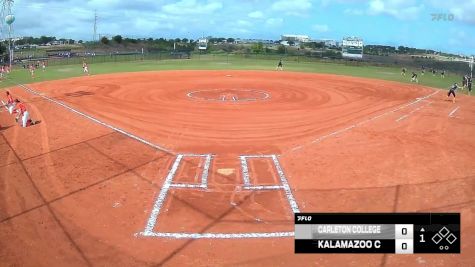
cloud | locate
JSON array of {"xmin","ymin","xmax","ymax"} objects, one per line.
[
  {"xmin": 237, "ymin": 20, "xmax": 252, "ymax": 27},
  {"xmin": 265, "ymin": 18, "xmax": 284, "ymax": 27},
  {"xmin": 313, "ymin": 24, "xmax": 329, "ymax": 32},
  {"xmin": 367, "ymin": 0, "xmax": 424, "ymax": 20},
  {"xmin": 248, "ymin": 11, "xmax": 264, "ymax": 19},
  {"xmin": 271, "ymin": 0, "xmax": 312, "ymax": 16},
  {"xmin": 344, "ymin": 8, "xmax": 365, "ymax": 15},
  {"xmin": 162, "ymin": 0, "xmax": 223, "ymax": 15}
]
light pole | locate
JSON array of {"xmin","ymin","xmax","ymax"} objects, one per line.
[{"xmin": 470, "ymin": 56, "xmax": 474, "ymax": 80}]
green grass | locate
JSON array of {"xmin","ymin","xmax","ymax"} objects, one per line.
[{"xmin": 1, "ymin": 56, "xmax": 467, "ymax": 94}]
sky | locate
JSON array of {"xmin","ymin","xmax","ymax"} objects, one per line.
[{"xmin": 5, "ymin": 0, "xmax": 475, "ymax": 55}]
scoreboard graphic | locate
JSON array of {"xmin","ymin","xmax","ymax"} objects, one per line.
[{"xmin": 295, "ymin": 213, "xmax": 460, "ymax": 254}]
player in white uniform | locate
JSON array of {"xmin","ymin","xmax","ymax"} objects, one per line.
[{"xmin": 83, "ymin": 61, "xmax": 90, "ymax": 75}]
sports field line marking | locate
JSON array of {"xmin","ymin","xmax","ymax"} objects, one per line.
[
  {"xmin": 139, "ymin": 231, "xmax": 294, "ymax": 239},
  {"xmin": 143, "ymin": 154, "xmax": 183, "ymax": 234},
  {"xmin": 272, "ymin": 155, "xmax": 300, "ymax": 213},
  {"xmin": 17, "ymin": 83, "xmax": 174, "ymax": 154},
  {"xmin": 395, "ymin": 114, "xmax": 409, "ymax": 122},
  {"xmin": 449, "ymin": 106, "xmax": 460, "ymax": 117},
  {"xmin": 141, "ymin": 153, "xmax": 298, "ymax": 239},
  {"xmin": 395, "ymin": 100, "xmax": 432, "ymax": 122},
  {"xmin": 169, "ymin": 183, "xmax": 206, "ymax": 189},
  {"xmin": 243, "ymin": 185, "xmax": 284, "ymax": 190},
  {"xmin": 239, "ymin": 156, "xmax": 251, "ymax": 187},
  {"xmin": 290, "ymin": 90, "xmax": 439, "ymax": 152},
  {"xmin": 201, "ymin": 154, "xmax": 212, "ymax": 188}
]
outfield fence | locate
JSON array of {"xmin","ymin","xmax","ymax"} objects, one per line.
[{"xmin": 15, "ymin": 51, "xmax": 471, "ymax": 75}]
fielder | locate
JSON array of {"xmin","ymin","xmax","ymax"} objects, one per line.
[
  {"xmin": 401, "ymin": 67, "xmax": 406, "ymax": 76},
  {"xmin": 276, "ymin": 59, "xmax": 283, "ymax": 71},
  {"xmin": 29, "ymin": 64, "xmax": 35, "ymax": 79},
  {"xmin": 83, "ymin": 61, "xmax": 90, "ymax": 75},
  {"xmin": 447, "ymin": 83, "xmax": 460, "ymax": 103},
  {"xmin": 411, "ymin": 72, "xmax": 418, "ymax": 83},
  {"xmin": 1, "ymin": 91, "xmax": 16, "ymax": 114}
]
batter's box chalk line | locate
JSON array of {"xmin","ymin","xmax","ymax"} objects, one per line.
[{"xmin": 139, "ymin": 154, "xmax": 299, "ymax": 239}]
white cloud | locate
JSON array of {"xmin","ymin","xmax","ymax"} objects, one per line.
[
  {"xmin": 272, "ymin": 0, "xmax": 312, "ymax": 16},
  {"xmin": 367, "ymin": 0, "xmax": 424, "ymax": 20},
  {"xmin": 237, "ymin": 20, "xmax": 252, "ymax": 27},
  {"xmin": 248, "ymin": 11, "xmax": 264, "ymax": 19},
  {"xmin": 344, "ymin": 8, "xmax": 365, "ymax": 15},
  {"xmin": 265, "ymin": 18, "xmax": 284, "ymax": 27},
  {"xmin": 313, "ymin": 24, "xmax": 329, "ymax": 32},
  {"xmin": 162, "ymin": 0, "xmax": 223, "ymax": 15}
]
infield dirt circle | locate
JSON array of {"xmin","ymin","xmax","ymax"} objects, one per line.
[{"xmin": 0, "ymin": 70, "xmax": 474, "ymax": 266}]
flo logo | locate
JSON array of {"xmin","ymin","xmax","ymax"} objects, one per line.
[{"xmin": 431, "ymin": 13, "xmax": 455, "ymax": 21}]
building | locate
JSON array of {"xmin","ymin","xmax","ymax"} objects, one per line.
[
  {"xmin": 342, "ymin": 37, "xmax": 364, "ymax": 59},
  {"xmin": 198, "ymin": 38, "xmax": 208, "ymax": 50},
  {"xmin": 281, "ymin": 34, "xmax": 311, "ymax": 43},
  {"xmin": 316, "ymin": 39, "xmax": 338, "ymax": 47}
]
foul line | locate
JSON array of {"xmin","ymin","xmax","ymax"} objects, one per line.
[
  {"xmin": 395, "ymin": 100, "xmax": 432, "ymax": 122},
  {"xmin": 449, "ymin": 106, "xmax": 460, "ymax": 117},
  {"xmin": 290, "ymin": 90, "xmax": 439, "ymax": 153},
  {"xmin": 143, "ymin": 154, "xmax": 183, "ymax": 234},
  {"xmin": 16, "ymin": 83, "xmax": 173, "ymax": 154}
]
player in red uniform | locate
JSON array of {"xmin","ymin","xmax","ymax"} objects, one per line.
[
  {"xmin": 1, "ymin": 91, "xmax": 16, "ymax": 114},
  {"xmin": 14, "ymin": 99, "xmax": 38, "ymax": 127}
]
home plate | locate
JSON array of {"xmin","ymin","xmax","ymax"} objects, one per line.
[
  {"xmin": 225, "ymin": 75, "xmax": 233, "ymax": 77},
  {"xmin": 217, "ymin": 168, "xmax": 235, "ymax": 176}
]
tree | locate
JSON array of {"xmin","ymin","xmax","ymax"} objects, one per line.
[
  {"xmin": 100, "ymin": 36, "xmax": 109, "ymax": 45},
  {"xmin": 39, "ymin": 36, "xmax": 55, "ymax": 45},
  {"xmin": 182, "ymin": 38, "xmax": 189, "ymax": 43},
  {"xmin": 112, "ymin": 35, "xmax": 123, "ymax": 44},
  {"xmin": 252, "ymin": 42, "xmax": 264, "ymax": 53},
  {"xmin": 78, "ymin": 40, "xmax": 83, "ymax": 44},
  {"xmin": 277, "ymin": 45, "xmax": 286, "ymax": 54},
  {"xmin": 227, "ymin": 38, "xmax": 235, "ymax": 43}
]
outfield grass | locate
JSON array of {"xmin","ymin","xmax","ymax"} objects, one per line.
[{"xmin": 1, "ymin": 56, "xmax": 468, "ymax": 95}]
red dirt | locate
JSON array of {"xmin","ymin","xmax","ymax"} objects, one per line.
[{"xmin": 0, "ymin": 70, "xmax": 474, "ymax": 266}]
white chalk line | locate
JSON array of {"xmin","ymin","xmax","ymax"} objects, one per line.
[
  {"xmin": 17, "ymin": 83, "xmax": 173, "ymax": 154},
  {"xmin": 143, "ymin": 154, "xmax": 183, "ymax": 233},
  {"xmin": 187, "ymin": 89, "xmax": 270, "ymax": 102},
  {"xmin": 271, "ymin": 155, "xmax": 300, "ymax": 213},
  {"xmin": 169, "ymin": 183, "xmax": 206, "ymax": 189},
  {"xmin": 239, "ymin": 156, "xmax": 251, "ymax": 187},
  {"xmin": 244, "ymin": 185, "xmax": 284, "ymax": 190},
  {"xmin": 290, "ymin": 90, "xmax": 439, "ymax": 152},
  {"xmin": 138, "ymin": 231, "xmax": 294, "ymax": 239},
  {"xmin": 449, "ymin": 106, "xmax": 460, "ymax": 117},
  {"xmin": 201, "ymin": 154, "xmax": 212, "ymax": 188},
  {"xmin": 142, "ymin": 154, "xmax": 299, "ymax": 239},
  {"xmin": 395, "ymin": 100, "xmax": 432, "ymax": 122}
]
